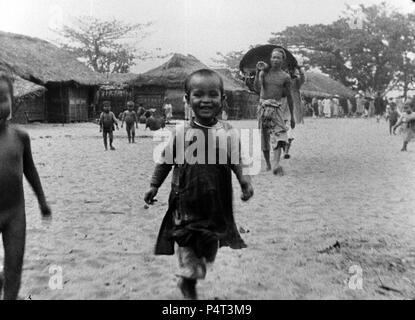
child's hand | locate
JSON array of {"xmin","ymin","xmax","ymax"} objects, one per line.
[
  {"xmin": 40, "ymin": 203, "xmax": 52, "ymax": 219},
  {"xmin": 99, "ymin": 128, "xmax": 102, "ymax": 132},
  {"xmin": 240, "ymin": 181, "xmax": 254, "ymax": 202},
  {"xmin": 121, "ymin": 124, "xmax": 123, "ymax": 128},
  {"xmin": 144, "ymin": 187, "xmax": 158, "ymax": 204}
]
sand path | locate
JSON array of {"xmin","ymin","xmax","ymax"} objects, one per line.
[{"xmin": 2, "ymin": 118, "xmax": 414, "ymax": 299}]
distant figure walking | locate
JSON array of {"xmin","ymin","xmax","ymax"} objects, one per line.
[
  {"xmin": 163, "ymin": 98, "xmax": 173, "ymax": 124},
  {"xmin": 253, "ymin": 48, "xmax": 295, "ymax": 175},
  {"xmin": 99, "ymin": 101, "xmax": 119, "ymax": 150},
  {"xmin": 393, "ymin": 101, "xmax": 415, "ymax": 151},
  {"xmin": 121, "ymin": 101, "xmax": 139, "ymax": 143}
]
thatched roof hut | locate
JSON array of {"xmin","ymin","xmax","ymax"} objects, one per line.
[
  {"xmin": 0, "ymin": 31, "xmax": 103, "ymax": 122},
  {"xmin": 302, "ymin": 72, "xmax": 355, "ymax": 99},
  {"xmin": 11, "ymin": 76, "xmax": 47, "ymax": 123},
  {"xmin": 131, "ymin": 54, "xmax": 251, "ymax": 92},
  {"xmin": 129, "ymin": 54, "xmax": 257, "ymax": 119},
  {"xmin": 100, "ymin": 73, "xmax": 139, "ymax": 89},
  {"xmin": 0, "ymin": 31, "xmax": 102, "ymax": 85},
  {"xmin": 13, "ymin": 76, "xmax": 46, "ymax": 99}
]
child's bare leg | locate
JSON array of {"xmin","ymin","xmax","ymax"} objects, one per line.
[
  {"xmin": 103, "ymin": 132, "xmax": 108, "ymax": 150},
  {"xmin": 131, "ymin": 127, "xmax": 135, "ymax": 143},
  {"xmin": 109, "ymin": 132, "xmax": 115, "ymax": 150},
  {"xmin": 0, "ymin": 269, "xmax": 3, "ymax": 299},
  {"xmin": 177, "ymin": 277, "xmax": 197, "ymax": 300},
  {"xmin": 126, "ymin": 127, "xmax": 131, "ymax": 143},
  {"xmin": 401, "ymin": 141, "xmax": 408, "ymax": 151},
  {"xmin": 2, "ymin": 208, "xmax": 26, "ymax": 300}
]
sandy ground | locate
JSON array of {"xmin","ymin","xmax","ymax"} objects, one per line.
[{"xmin": 2, "ymin": 117, "xmax": 415, "ymax": 300}]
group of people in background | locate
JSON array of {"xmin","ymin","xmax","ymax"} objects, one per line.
[
  {"xmin": 98, "ymin": 98, "xmax": 171, "ymax": 150},
  {"xmin": 305, "ymin": 91, "xmax": 414, "ymax": 123}
]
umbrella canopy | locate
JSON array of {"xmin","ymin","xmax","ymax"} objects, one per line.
[{"xmin": 239, "ymin": 44, "xmax": 298, "ymax": 75}]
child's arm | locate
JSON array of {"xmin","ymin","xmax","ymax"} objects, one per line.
[
  {"xmin": 144, "ymin": 133, "xmax": 176, "ymax": 204},
  {"xmin": 144, "ymin": 164, "xmax": 173, "ymax": 204},
  {"xmin": 230, "ymin": 164, "xmax": 254, "ymax": 201},
  {"xmin": 121, "ymin": 111, "xmax": 125, "ymax": 128},
  {"xmin": 112, "ymin": 112, "xmax": 119, "ymax": 129},
  {"xmin": 21, "ymin": 131, "xmax": 51, "ymax": 218},
  {"xmin": 134, "ymin": 111, "xmax": 139, "ymax": 128},
  {"xmin": 99, "ymin": 113, "xmax": 103, "ymax": 131}
]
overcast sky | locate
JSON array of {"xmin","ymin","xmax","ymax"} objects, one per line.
[{"xmin": 0, "ymin": 0, "xmax": 414, "ymax": 73}]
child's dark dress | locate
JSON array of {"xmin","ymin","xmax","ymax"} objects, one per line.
[{"xmin": 151, "ymin": 120, "xmax": 246, "ymax": 260}]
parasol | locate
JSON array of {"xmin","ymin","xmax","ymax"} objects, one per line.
[
  {"xmin": 239, "ymin": 44, "xmax": 298, "ymax": 92},
  {"xmin": 239, "ymin": 44, "xmax": 298, "ymax": 75}
]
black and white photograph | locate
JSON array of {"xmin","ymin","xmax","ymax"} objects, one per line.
[{"xmin": 0, "ymin": 0, "xmax": 415, "ymax": 305}]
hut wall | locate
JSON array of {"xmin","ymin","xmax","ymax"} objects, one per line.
[
  {"xmin": 132, "ymin": 85, "xmax": 165, "ymax": 117},
  {"xmin": 12, "ymin": 94, "xmax": 46, "ymax": 124},
  {"xmin": 227, "ymin": 91, "xmax": 258, "ymax": 120},
  {"xmin": 46, "ymin": 84, "xmax": 68, "ymax": 123},
  {"xmin": 68, "ymin": 86, "xmax": 89, "ymax": 122},
  {"xmin": 165, "ymin": 89, "xmax": 185, "ymax": 119},
  {"xmin": 97, "ymin": 88, "xmax": 131, "ymax": 119}
]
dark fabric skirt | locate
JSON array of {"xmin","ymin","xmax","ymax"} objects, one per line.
[{"xmin": 154, "ymin": 164, "xmax": 246, "ymax": 257}]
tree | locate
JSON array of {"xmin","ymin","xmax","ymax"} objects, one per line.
[
  {"xmin": 213, "ymin": 50, "xmax": 246, "ymax": 76},
  {"xmin": 268, "ymin": 3, "xmax": 415, "ymax": 97},
  {"xmin": 55, "ymin": 16, "xmax": 157, "ymax": 73}
]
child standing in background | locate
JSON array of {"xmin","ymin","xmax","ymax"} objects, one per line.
[{"xmin": 99, "ymin": 101, "xmax": 119, "ymax": 150}]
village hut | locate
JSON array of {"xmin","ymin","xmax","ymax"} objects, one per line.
[
  {"xmin": 0, "ymin": 31, "xmax": 102, "ymax": 123},
  {"xmin": 301, "ymin": 72, "xmax": 355, "ymax": 99},
  {"xmin": 96, "ymin": 73, "xmax": 139, "ymax": 118},
  {"xmin": 129, "ymin": 54, "xmax": 258, "ymax": 119},
  {"xmin": 214, "ymin": 68, "xmax": 259, "ymax": 119},
  {"xmin": 301, "ymin": 72, "xmax": 356, "ymax": 115},
  {"xmin": 12, "ymin": 76, "xmax": 47, "ymax": 123}
]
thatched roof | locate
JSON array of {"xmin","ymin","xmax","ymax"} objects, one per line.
[
  {"xmin": 13, "ymin": 76, "xmax": 46, "ymax": 98},
  {"xmin": 213, "ymin": 68, "xmax": 252, "ymax": 93},
  {"xmin": 0, "ymin": 31, "xmax": 102, "ymax": 86},
  {"xmin": 302, "ymin": 72, "xmax": 355, "ymax": 98},
  {"xmin": 131, "ymin": 54, "xmax": 250, "ymax": 92},
  {"xmin": 101, "ymin": 73, "xmax": 139, "ymax": 85},
  {"xmin": 99, "ymin": 72, "xmax": 139, "ymax": 89}
]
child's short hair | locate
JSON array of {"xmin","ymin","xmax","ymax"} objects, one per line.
[
  {"xmin": 184, "ymin": 69, "xmax": 224, "ymax": 96},
  {"xmin": 271, "ymin": 48, "xmax": 286, "ymax": 61},
  {"xmin": 127, "ymin": 100, "xmax": 134, "ymax": 106},
  {"xmin": 0, "ymin": 71, "xmax": 14, "ymax": 101},
  {"xmin": 103, "ymin": 100, "xmax": 111, "ymax": 106}
]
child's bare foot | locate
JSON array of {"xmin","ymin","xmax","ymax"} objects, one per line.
[
  {"xmin": 284, "ymin": 154, "xmax": 290, "ymax": 159},
  {"xmin": 110, "ymin": 146, "xmax": 116, "ymax": 150},
  {"xmin": 178, "ymin": 277, "xmax": 197, "ymax": 300},
  {"xmin": 273, "ymin": 166, "xmax": 284, "ymax": 176}
]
